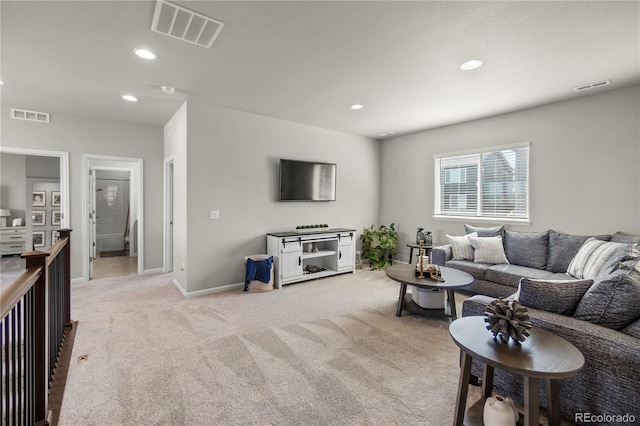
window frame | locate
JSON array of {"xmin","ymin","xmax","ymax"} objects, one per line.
[{"xmin": 433, "ymin": 142, "xmax": 531, "ymax": 225}]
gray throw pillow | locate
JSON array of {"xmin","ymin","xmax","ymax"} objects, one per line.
[
  {"xmin": 464, "ymin": 224, "xmax": 504, "ymax": 238},
  {"xmin": 504, "ymin": 230, "xmax": 549, "ymax": 269},
  {"xmin": 516, "ymin": 277, "xmax": 593, "ymax": 316},
  {"xmin": 546, "ymin": 231, "xmax": 612, "ymax": 273},
  {"xmin": 573, "ymin": 268, "xmax": 640, "ymax": 330}
]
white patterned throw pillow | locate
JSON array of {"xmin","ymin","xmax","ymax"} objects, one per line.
[
  {"xmin": 469, "ymin": 236, "xmax": 509, "ymax": 264},
  {"xmin": 447, "ymin": 232, "xmax": 477, "ymax": 260},
  {"xmin": 567, "ymin": 237, "xmax": 635, "ymax": 280}
]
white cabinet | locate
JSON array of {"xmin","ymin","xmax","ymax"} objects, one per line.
[
  {"xmin": 281, "ymin": 242, "xmax": 303, "ymax": 280},
  {"xmin": 1, "ymin": 227, "xmax": 27, "ymax": 256},
  {"xmin": 267, "ymin": 228, "xmax": 356, "ymax": 288},
  {"xmin": 337, "ymin": 236, "xmax": 355, "ymax": 271}
]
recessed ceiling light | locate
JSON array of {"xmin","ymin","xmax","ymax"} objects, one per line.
[
  {"xmin": 350, "ymin": 104, "xmax": 364, "ymax": 110},
  {"xmin": 460, "ymin": 59, "xmax": 483, "ymax": 71},
  {"xmin": 379, "ymin": 132, "xmax": 395, "ymax": 137},
  {"xmin": 122, "ymin": 95, "xmax": 139, "ymax": 102},
  {"xmin": 133, "ymin": 48, "xmax": 158, "ymax": 60},
  {"xmin": 161, "ymin": 85, "xmax": 175, "ymax": 95},
  {"xmin": 0, "ymin": 80, "xmax": 4, "ymax": 85}
]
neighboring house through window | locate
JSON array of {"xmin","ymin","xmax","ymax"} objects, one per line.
[{"xmin": 434, "ymin": 143, "xmax": 530, "ymax": 222}]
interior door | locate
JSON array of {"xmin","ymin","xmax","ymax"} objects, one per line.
[
  {"xmin": 167, "ymin": 161, "xmax": 174, "ymax": 272},
  {"xmin": 89, "ymin": 169, "xmax": 97, "ymax": 279}
]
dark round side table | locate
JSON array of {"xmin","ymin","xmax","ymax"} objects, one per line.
[
  {"xmin": 449, "ymin": 316, "xmax": 585, "ymax": 426},
  {"xmin": 385, "ymin": 264, "xmax": 473, "ymax": 321},
  {"xmin": 406, "ymin": 241, "xmax": 433, "ymax": 263}
]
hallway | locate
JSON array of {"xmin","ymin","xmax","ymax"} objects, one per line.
[{"xmin": 92, "ymin": 254, "xmax": 138, "ymax": 280}]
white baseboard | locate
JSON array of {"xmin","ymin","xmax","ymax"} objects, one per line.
[
  {"xmin": 173, "ymin": 279, "xmax": 244, "ymax": 298},
  {"xmin": 71, "ymin": 277, "xmax": 85, "ymax": 285},
  {"xmin": 143, "ymin": 268, "xmax": 164, "ymax": 275},
  {"xmin": 172, "ymin": 278, "xmax": 187, "ymax": 296}
]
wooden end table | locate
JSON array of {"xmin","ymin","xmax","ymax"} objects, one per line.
[
  {"xmin": 406, "ymin": 241, "xmax": 433, "ymax": 263},
  {"xmin": 449, "ymin": 316, "xmax": 585, "ymax": 426},
  {"xmin": 385, "ymin": 264, "xmax": 474, "ymax": 321}
]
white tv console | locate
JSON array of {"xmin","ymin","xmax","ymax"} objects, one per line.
[{"xmin": 267, "ymin": 228, "xmax": 356, "ymax": 288}]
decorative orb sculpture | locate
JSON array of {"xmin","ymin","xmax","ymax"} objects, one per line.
[{"xmin": 484, "ymin": 299, "xmax": 532, "ymax": 342}]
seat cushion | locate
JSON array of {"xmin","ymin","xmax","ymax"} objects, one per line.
[
  {"xmin": 545, "ymin": 272, "xmax": 577, "ymax": 281},
  {"xmin": 546, "ymin": 231, "xmax": 611, "ymax": 273},
  {"xmin": 504, "ymin": 230, "xmax": 549, "ymax": 269},
  {"xmin": 486, "ymin": 264, "xmax": 554, "ymax": 288},
  {"xmin": 445, "ymin": 260, "xmax": 490, "ymax": 280}
]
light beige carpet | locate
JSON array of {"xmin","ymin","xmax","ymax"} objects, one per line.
[{"xmin": 59, "ymin": 269, "xmax": 481, "ymax": 425}]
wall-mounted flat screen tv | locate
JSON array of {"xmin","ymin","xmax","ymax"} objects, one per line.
[{"xmin": 279, "ymin": 159, "xmax": 337, "ymax": 201}]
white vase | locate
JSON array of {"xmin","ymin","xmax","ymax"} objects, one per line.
[{"xmin": 483, "ymin": 395, "xmax": 518, "ymax": 426}]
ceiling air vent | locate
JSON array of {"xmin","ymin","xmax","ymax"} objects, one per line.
[
  {"xmin": 573, "ymin": 79, "xmax": 612, "ymax": 92},
  {"xmin": 151, "ymin": 0, "xmax": 225, "ymax": 48},
  {"xmin": 11, "ymin": 108, "xmax": 50, "ymax": 123}
]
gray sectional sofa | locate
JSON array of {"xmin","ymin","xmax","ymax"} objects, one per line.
[
  {"xmin": 432, "ymin": 226, "xmax": 640, "ymax": 425},
  {"xmin": 431, "ymin": 226, "xmax": 622, "ymax": 298}
]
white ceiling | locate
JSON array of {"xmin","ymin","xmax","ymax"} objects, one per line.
[{"xmin": 1, "ymin": 1, "xmax": 639, "ymax": 139}]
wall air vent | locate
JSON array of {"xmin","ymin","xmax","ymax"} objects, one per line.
[
  {"xmin": 573, "ymin": 79, "xmax": 612, "ymax": 92},
  {"xmin": 151, "ymin": 0, "xmax": 225, "ymax": 48},
  {"xmin": 11, "ymin": 108, "xmax": 50, "ymax": 123}
]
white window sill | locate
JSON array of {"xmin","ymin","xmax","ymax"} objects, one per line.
[{"xmin": 432, "ymin": 215, "xmax": 531, "ymax": 226}]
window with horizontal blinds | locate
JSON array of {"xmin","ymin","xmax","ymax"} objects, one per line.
[{"xmin": 434, "ymin": 144, "xmax": 529, "ymax": 221}]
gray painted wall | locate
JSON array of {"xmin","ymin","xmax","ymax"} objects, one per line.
[
  {"xmin": 1, "ymin": 107, "xmax": 164, "ymax": 279},
  {"xmin": 26, "ymin": 156, "xmax": 60, "ymax": 179},
  {"xmin": 164, "ymin": 102, "xmax": 188, "ymax": 289},
  {"xmin": 0, "ymin": 153, "xmax": 27, "ymax": 223},
  {"xmin": 380, "ymin": 85, "xmax": 640, "ymax": 262},
  {"xmin": 180, "ymin": 102, "xmax": 380, "ymax": 293}
]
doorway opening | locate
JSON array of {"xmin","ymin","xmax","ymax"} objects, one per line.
[
  {"xmin": 83, "ymin": 155, "xmax": 143, "ymax": 281},
  {"xmin": 0, "ymin": 147, "xmax": 69, "ymax": 283}
]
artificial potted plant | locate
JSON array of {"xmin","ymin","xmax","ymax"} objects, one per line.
[{"xmin": 360, "ymin": 223, "xmax": 399, "ymax": 270}]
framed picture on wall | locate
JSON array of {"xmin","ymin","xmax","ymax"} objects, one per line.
[
  {"xmin": 52, "ymin": 191, "xmax": 61, "ymax": 207},
  {"xmin": 33, "ymin": 191, "xmax": 46, "ymax": 207},
  {"xmin": 52, "ymin": 230, "xmax": 60, "ymax": 244},
  {"xmin": 33, "ymin": 231, "xmax": 45, "ymax": 248},
  {"xmin": 52, "ymin": 210, "xmax": 61, "ymax": 226},
  {"xmin": 33, "ymin": 211, "xmax": 46, "ymax": 226}
]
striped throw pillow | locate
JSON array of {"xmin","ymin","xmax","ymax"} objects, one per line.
[
  {"xmin": 567, "ymin": 238, "xmax": 635, "ymax": 280},
  {"xmin": 446, "ymin": 232, "xmax": 477, "ymax": 260}
]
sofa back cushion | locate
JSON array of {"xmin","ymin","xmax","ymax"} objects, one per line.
[
  {"xmin": 504, "ymin": 230, "xmax": 549, "ymax": 269},
  {"xmin": 464, "ymin": 224, "xmax": 504, "ymax": 238},
  {"xmin": 546, "ymin": 231, "xmax": 612, "ymax": 273},
  {"xmin": 621, "ymin": 318, "xmax": 640, "ymax": 339},
  {"xmin": 610, "ymin": 231, "xmax": 640, "ymax": 246}
]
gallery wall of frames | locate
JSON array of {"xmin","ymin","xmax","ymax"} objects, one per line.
[{"xmin": 31, "ymin": 182, "xmax": 61, "ymax": 250}]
